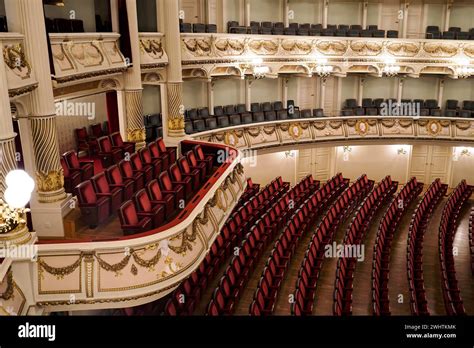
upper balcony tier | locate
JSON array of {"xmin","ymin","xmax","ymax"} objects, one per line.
[
  {"xmin": 180, "ymin": 33, "xmax": 474, "ymax": 79},
  {"xmin": 190, "ymin": 116, "xmax": 474, "ymax": 151},
  {"xmin": 49, "ymin": 33, "xmax": 128, "ymax": 84}
]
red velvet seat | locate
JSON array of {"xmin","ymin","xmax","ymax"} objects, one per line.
[
  {"xmin": 139, "ymin": 147, "xmax": 162, "ymax": 177},
  {"xmin": 149, "ymin": 141, "xmax": 169, "ymax": 170},
  {"xmin": 90, "ymin": 123, "xmax": 106, "ymax": 138},
  {"xmin": 98, "ymin": 136, "xmax": 123, "ymax": 167},
  {"xmin": 178, "ymin": 156, "xmax": 201, "ymax": 188},
  {"xmin": 105, "ymin": 165, "xmax": 134, "ymax": 201},
  {"xmin": 119, "ymin": 159, "xmax": 144, "ymax": 191},
  {"xmin": 159, "ymin": 171, "xmax": 185, "ymax": 207},
  {"xmin": 118, "ymin": 200, "xmax": 152, "ymax": 235},
  {"xmin": 146, "ymin": 179, "xmax": 175, "ymax": 219},
  {"xmin": 194, "ymin": 144, "xmax": 213, "ymax": 174},
  {"xmin": 63, "ymin": 150, "xmax": 94, "ymax": 181},
  {"xmin": 75, "ymin": 181, "xmax": 110, "ymax": 228},
  {"xmin": 91, "ymin": 172, "xmax": 123, "ymax": 213},
  {"xmin": 133, "ymin": 189, "xmax": 166, "ymax": 228},
  {"xmin": 185, "ymin": 150, "xmax": 207, "ymax": 181},
  {"xmin": 61, "ymin": 157, "xmax": 81, "ymax": 194},
  {"xmin": 110, "ymin": 132, "xmax": 135, "ymax": 156},
  {"xmin": 130, "ymin": 153, "xmax": 153, "ymax": 183},
  {"xmin": 169, "ymin": 163, "xmax": 193, "ymax": 198},
  {"xmin": 75, "ymin": 127, "xmax": 97, "ymax": 156},
  {"xmin": 157, "ymin": 138, "xmax": 176, "ymax": 164}
]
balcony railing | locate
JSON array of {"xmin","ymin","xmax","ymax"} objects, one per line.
[
  {"xmin": 1, "ymin": 33, "xmax": 38, "ymax": 97},
  {"xmin": 181, "ymin": 33, "xmax": 474, "ymax": 78},
  {"xmin": 4, "ymin": 141, "xmax": 245, "ymax": 314},
  {"xmin": 49, "ymin": 32, "xmax": 128, "ymax": 84},
  {"xmin": 139, "ymin": 33, "xmax": 169, "ymax": 70},
  {"xmin": 190, "ymin": 116, "xmax": 474, "ymax": 150}
]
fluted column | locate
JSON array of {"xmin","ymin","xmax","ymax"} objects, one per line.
[
  {"xmin": 0, "ymin": 52, "xmax": 17, "ymax": 196},
  {"xmin": 163, "ymin": 0, "xmax": 185, "ymax": 139},
  {"xmin": 123, "ymin": 0, "xmax": 146, "ymax": 149},
  {"xmin": 5, "ymin": 0, "xmax": 66, "ymax": 203}
]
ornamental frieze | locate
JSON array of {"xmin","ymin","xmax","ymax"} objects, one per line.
[{"xmin": 191, "ymin": 117, "xmax": 474, "ymax": 150}]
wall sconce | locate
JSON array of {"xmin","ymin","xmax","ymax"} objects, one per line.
[
  {"xmin": 284, "ymin": 150, "xmax": 296, "ymax": 158},
  {"xmin": 309, "ymin": 58, "xmax": 333, "ymax": 77},
  {"xmin": 382, "ymin": 57, "xmax": 400, "ymax": 77},
  {"xmin": 342, "ymin": 146, "xmax": 352, "ymax": 161},
  {"xmin": 454, "ymin": 58, "xmax": 473, "ymax": 78},
  {"xmin": 397, "ymin": 148, "xmax": 407, "ymax": 155},
  {"xmin": 240, "ymin": 58, "xmax": 269, "ymax": 79},
  {"xmin": 452, "ymin": 147, "xmax": 472, "ymax": 161}
]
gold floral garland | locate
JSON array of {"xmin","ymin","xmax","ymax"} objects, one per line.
[
  {"xmin": 38, "ymin": 254, "xmax": 83, "ymax": 280},
  {"xmin": 95, "ymin": 247, "xmax": 162, "ymax": 275}
]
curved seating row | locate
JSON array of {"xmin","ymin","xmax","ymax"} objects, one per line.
[
  {"xmin": 226, "ymin": 21, "xmax": 397, "ymax": 38},
  {"xmin": 185, "ymin": 102, "xmax": 325, "ymax": 134},
  {"xmin": 249, "ymin": 173, "xmax": 348, "ymax": 315},
  {"xmin": 439, "ymin": 180, "xmax": 473, "ymax": 315},
  {"xmin": 333, "ymin": 176, "xmax": 398, "ymax": 316},
  {"xmin": 206, "ymin": 176, "xmax": 316, "ymax": 315},
  {"xmin": 70, "ymin": 139, "xmax": 184, "ymax": 230},
  {"xmin": 407, "ymin": 179, "xmax": 447, "ymax": 316},
  {"xmin": 163, "ymin": 177, "xmax": 289, "ymax": 315},
  {"xmin": 371, "ymin": 177, "xmax": 423, "ymax": 315},
  {"xmin": 291, "ymin": 174, "xmax": 374, "ymax": 315},
  {"xmin": 74, "ymin": 122, "xmax": 110, "ymax": 157}
]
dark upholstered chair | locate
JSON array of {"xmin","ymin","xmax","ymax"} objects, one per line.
[
  {"xmin": 119, "ymin": 159, "xmax": 145, "ymax": 192},
  {"xmin": 130, "ymin": 153, "xmax": 153, "ymax": 183},
  {"xmin": 118, "ymin": 200, "xmax": 152, "ymax": 235},
  {"xmin": 91, "ymin": 172, "xmax": 123, "ymax": 213},
  {"xmin": 146, "ymin": 179, "xmax": 175, "ymax": 219},
  {"xmin": 98, "ymin": 136, "xmax": 123, "ymax": 168},
  {"xmin": 76, "ymin": 181, "xmax": 110, "ymax": 228},
  {"xmin": 159, "ymin": 171, "xmax": 185, "ymax": 207},
  {"xmin": 133, "ymin": 189, "xmax": 166, "ymax": 228},
  {"xmin": 63, "ymin": 150, "xmax": 94, "ymax": 181},
  {"xmin": 61, "ymin": 157, "xmax": 81, "ymax": 194},
  {"xmin": 110, "ymin": 132, "xmax": 135, "ymax": 156},
  {"xmin": 105, "ymin": 165, "xmax": 135, "ymax": 201}
]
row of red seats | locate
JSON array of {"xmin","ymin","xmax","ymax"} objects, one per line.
[
  {"xmin": 470, "ymin": 209, "xmax": 474, "ymax": 275},
  {"xmin": 164, "ymin": 177, "xmax": 288, "ymax": 315},
  {"xmin": 71, "ymin": 141, "xmax": 188, "ymax": 230},
  {"xmin": 238, "ymin": 178, "xmax": 261, "ymax": 208},
  {"xmin": 407, "ymin": 179, "xmax": 447, "ymax": 316},
  {"xmin": 118, "ymin": 145, "xmax": 213, "ymax": 235},
  {"xmin": 333, "ymin": 176, "xmax": 398, "ymax": 316},
  {"xmin": 207, "ymin": 176, "xmax": 313, "ymax": 315},
  {"xmin": 97, "ymin": 134, "xmax": 136, "ymax": 168},
  {"xmin": 250, "ymin": 175, "xmax": 348, "ymax": 315},
  {"xmin": 439, "ymin": 180, "xmax": 473, "ymax": 315},
  {"xmin": 62, "ymin": 137, "xmax": 175, "ymax": 194},
  {"xmin": 371, "ymin": 177, "xmax": 423, "ymax": 316},
  {"xmin": 291, "ymin": 174, "xmax": 373, "ymax": 316},
  {"xmin": 75, "ymin": 123, "xmax": 109, "ymax": 156}
]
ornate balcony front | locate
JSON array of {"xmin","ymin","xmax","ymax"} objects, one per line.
[
  {"xmin": 181, "ymin": 33, "xmax": 474, "ymax": 78},
  {"xmin": 190, "ymin": 116, "xmax": 474, "ymax": 150},
  {"xmin": 49, "ymin": 33, "xmax": 128, "ymax": 85},
  {"xmin": 1, "ymin": 33, "xmax": 38, "ymax": 98},
  {"xmin": 4, "ymin": 141, "xmax": 246, "ymax": 314}
]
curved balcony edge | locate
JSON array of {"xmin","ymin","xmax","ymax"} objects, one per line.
[
  {"xmin": 189, "ymin": 116, "xmax": 474, "ymax": 150},
  {"xmin": 6, "ymin": 141, "xmax": 246, "ymax": 314}
]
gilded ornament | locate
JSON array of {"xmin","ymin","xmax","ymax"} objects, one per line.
[{"xmin": 36, "ymin": 170, "xmax": 64, "ymax": 192}]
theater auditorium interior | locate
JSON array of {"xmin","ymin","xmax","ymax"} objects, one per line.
[{"xmin": 0, "ymin": 0, "xmax": 473, "ymax": 340}]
